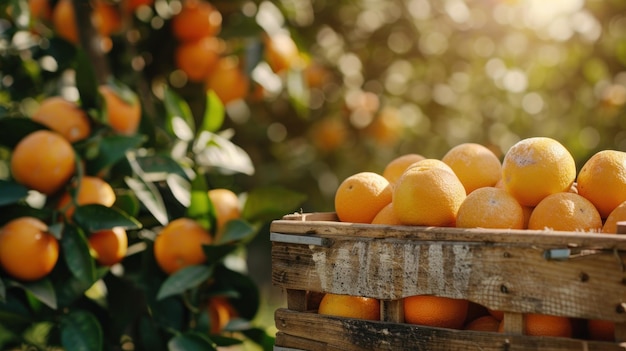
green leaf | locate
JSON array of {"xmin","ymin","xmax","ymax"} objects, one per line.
[
  {"xmin": 73, "ymin": 204, "xmax": 142, "ymax": 232},
  {"xmin": 242, "ymin": 327, "xmax": 276, "ymax": 351},
  {"xmin": 0, "ymin": 180, "xmax": 29, "ymax": 206},
  {"xmin": 213, "ymin": 266, "xmax": 259, "ymax": 320},
  {"xmin": 164, "ymin": 87, "xmax": 195, "ymax": 141},
  {"xmin": 61, "ymin": 225, "xmax": 96, "ymax": 284},
  {"xmin": 186, "ymin": 172, "xmax": 215, "ymax": 232},
  {"xmin": 113, "ymin": 189, "xmax": 141, "ymax": 218},
  {"xmin": 74, "ymin": 49, "xmax": 100, "ymax": 111},
  {"xmin": 60, "ymin": 310, "xmax": 103, "ymax": 351},
  {"xmin": 0, "ymin": 117, "xmax": 45, "ymax": 148},
  {"xmin": 0, "ymin": 277, "xmax": 5, "ymax": 303},
  {"xmin": 12, "ymin": 278, "xmax": 57, "ymax": 310},
  {"xmin": 124, "ymin": 176, "xmax": 169, "ymax": 226},
  {"xmin": 242, "ymin": 186, "xmax": 306, "ymax": 223},
  {"xmin": 200, "ymin": 90, "xmax": 225, "ymax": 133},
  {"xmin": 286, "ymin": 67, "xmax": 310, "ymax": 119},
  {"xmin": 216, "ymin": 219, "xmax": 256, "ymax": 244},
  {"xmin": 136, "ymin": 154, "xmax": 190, "ymax": 181},
  {"xmin": 202, "ymin": 244, "xmax": 238, "ymax": 267},
  {"xmin": 168, "ymin": 332, "xmax": 217, "ymax": 351},
  {"xmin": 156, "ymin": 265, "xmax": 213, "ymax": 301},
  {"xmin": 194, "ymin": 131, "xmax": 255, "ymax": 175},
  {"xmin": 86, "ymin": 134, "xmax": 146, "ymax": 175}
]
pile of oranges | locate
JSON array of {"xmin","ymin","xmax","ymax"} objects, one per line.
[{"xmin": 320, "ymin": 137, "xmax": 626, "ymax": 341}]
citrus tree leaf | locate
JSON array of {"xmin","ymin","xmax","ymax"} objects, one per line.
[
  {"xmin": 113, "ymin": 189, "xmax": 141, "ymax": 218},
  {"xmin": 194, "ymin": 131, "xmax": 255, "ymax": 175},
  {"xmin": 0, "ymin": 117, "xmax": 45, "ymax": 148},
  {"xmin": 0, "ymin": 277, "xmax": 5, "ymax": 303},
  {"xmin": 60, "ymin": 310, "xmax": 103, "ymax": 351},
  {"xmin": 164, "ymin": 87, "xmax": 195, "ymax": 141},
  {"xmin": 136, "ymin": 154, "xmax": 190, "ymax": 181},
  {"xmin": 241, "ymin": 327, "xmax": 275, "ymax": 351},
  {"xmin": 213, "ymin": 266, "xmax": 259, "ymax": 320},
  {"xmin": 61, "ymin": 225, "xmax": 96, "ymax": 284},
  {"xmin": 200, "ymin": 90, "xmax": 225, "ymax": 133},
  {"xmin": 156, "ymin": 265, "xmax": 213, "ymax": 301},
  {"xmin": 74, "ymin": 49, "xmax": 99, "ymax": 111},
  {"xmin": 86, "ymin": 134, "xmax": 146, "ymax": 175},
  {"xmin": 242, "ymin": 186, "xmax": 306, "ymax": 223},
  {"xmin": 11, "ymin": 278, "xmax": 57, "ymax": 310},
  {"xmin": 0, "ymin": 180, "xmax": 29, "ymax": 206},
  {"xmin": 202, "ymin": 244, "xmax": 239, "ymax": 267},
  {"xmin": 216, "ymin": 219, "xmax": 256, "ymax": 244},
  {"xmin": 73, "ymin": 204, "xmax": 142, "ymax": 232},
  {"xmin": 168, "ymin": 332, "xmax": 217, "ymax": 351}
]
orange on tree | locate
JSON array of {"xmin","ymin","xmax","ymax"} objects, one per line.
[
  {"xmin": 57, "ymin": 176, "xmax": 117, "ymax": 219},
  {"xmin": 364, "ymin": 107, "xmax": 405, "ymax": 147},
  {"xmin": 334, "ymin": 171, "xmax": 392, "ymax": 224},
  {"xmin": 32, "ymin": 96, "xmax": 91, "ymax": 143},
  {"xmin": 207, "ymin": 188, "xmax": 241, "ymax": 239},
  {"xmin": 392, "ymin": 164, "xmax": 466, "ymax": 227},
  {"xmin": 29, "ymin": 0, "xmax": 52, "ymax": 21},
  {"xmin": 587, "ymin": 319, "xmax": 614, "ymax": 341},
  {"xmin": 174, "ymin": 36, "xmax": 222, "ymax": 82},
  {"xmin": 576, "ymin": 150, "xmax": 626, "ymax": 218},
  {"xmin": 441, "ymin": 142, "xmax": 502, "ymax": 194},
  {"xmin": 464, "ymin": 315, "xmax": 500, "ymax": 332},
  {"xmin": 264, "ymin": 31, "xmax": 301, "ymax": 74},
  {"xmin": 171, "ymin": 0, "xmax": 222, "ymax": 42},
  {"xmin": 153, "ymin": 217, "xmax": 213, "ymax": 275},
  {"xmin": 98, "ymin": 84, "xmax": 142, "ymax": 135},
  {"xmin": 317, "ymin": 293, "xmax": 380, "ymax": 321},
  {"xmin": 501, "ymin": 137, "xmax": 576, "ymax": 207},
  {"xmin": 455, "ymin": 187, "xmax": 525, "ymax": 229},
  {"xmin": 0, "ymin": 217, "xmax": 59, "ymax": 281},
  {"xmin": 382, "ymin": 153, "xmax": 426, "ymax": 185},
  {"xmin": 206, "ymin": 296, "xmax": 238, "ymax": 334},
  {"xmin": 602, "ymin": 200, "xmax": 626, "ymax": 233},
  {"xmin": 122, "ymin": 0, "xmax": 155, "ymax": 14},
  {"xmin": 52, "ymin": 0, "xmax": 121, "ymax": 44},
  {"xmin": 371, "ymin": 202, "xmax": 402, "ymax": 225},
  {"xmin": 205, "ymin": 56, "xmax": 250, "ymax": 105},
  {"xmin": 11, "ymin": 129, "xmax": 76, "ymax": 195},
  {"xmin": 527, "ymin": 192, "xmax": 602, "ymax": 232},
  {"xmin": 88, "ymin": 227, "xmax": 128, "ymax": 266},
  {"xmin": 309, "ymin": 116, "xmax": 349, "ymax": 153},
  {"xmin": 403, "ymin": 295, "xmax": 469, "ymax": 329}
]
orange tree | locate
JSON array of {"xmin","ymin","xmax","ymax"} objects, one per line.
[{"xmin": 0, "ymin": 0, "xmax": 307, "ymax": 350}]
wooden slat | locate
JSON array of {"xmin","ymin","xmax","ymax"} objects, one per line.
[
  {"xmin": 274, "ymin": 308, "xmax": 625, "ymax": 351},
  {"xmin": 381, "ymin": 299, "xmax": 403, "ymax": 323}
]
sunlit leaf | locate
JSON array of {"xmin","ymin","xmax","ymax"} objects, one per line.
[
  {"xmin": 73, "ymin": 204, "xmax": 142, "ymax": 232},
  {"xmin": 61, "ymin": 225, "xmax": 96, "ymax": 284},
  {"xmin": 156, "ymin": 265, "xmax": 213, "ymax": 301},
  {"xmin": 286, "ymin": 67, "xmax": 309, "ymax": 119},
  {"xmin": 164, "ymin": 87, "xmax": 195, "ymax": 141},
  {"xmin": 216, "ymin": 219, "xmax": 256, "ymax": 244},
  {"xmin": 242, "ymin": 186, "xmax": 306, "ymax": 223},
  {"xmin": 166, "ymin": 173, "xmax": 191, "ymax": 207},
  {"xmin": 136, "ymin": 154, "xmax": 190, "ymax": 181},
  {"xmin": 0, "ymin": 180, "xmax": 28, "ymax": 206},
  {"xmin": 194, "ymin": 131, "xmax": 255, "ymax": 175},
  {"xmin": 60, "ymin": 310, "xmax": 103, "ymax": 351},
  {"xmin": 209, "ymin": 335, "xmax": 243, "ymax": 347},
  {"xmin": 168, "ymin": 332, "xmax": 217, "ymax": 351},
  {"xmin": 200, "ymin": 90, "xmax": 225, "ymax": 133}
]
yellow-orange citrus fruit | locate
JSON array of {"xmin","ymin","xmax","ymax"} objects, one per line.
[
  {"xmin": 205, "ymin": 56, "xmax": 250, "ymax": 105},
  {"xmin": 171, "ymin": 0, "xmax": 222, "ymax": 42},
  {"xmin": 455, "ymin": 187, "xmax": 524, "ymax": 229},
  {"xmin": 123, "ymin": 0, "xmax": 154, "ymax": 13},
  {"xmin": 207, "ymin": 188, "xmax": 241, "ymax": 238},
  {"xmin": 577, "ymin": 150, "xmax": 626, "ymax": 218},
  {"xmin": 207, "ymin": 296, "xmax": 238, "ymax": 334},
  {"xmin": 602, "ymin": 200, "xmax": 626, "ymax": 234},
  {"xmin": 52, "ymin": 0, "xmax": 121, "ymax": 44},
  {"xmin": 371, "ymin": 202, "xmax": 402, "ymax": 225},
  {"xmin": 403, "ymin": 295, "xmax": 469, "ymax": 329},
  {"xmin": 501, "ymin": 137, "xmax": 576, "ymax": 207},
  {"xmin": 153, "ymin": 218, "xmax": 212, "ymax": 275},
  {"xmin": 317, "ymin": 293, "xmax": 380, "ymax": 321},
  {"xmin": 406, "ymin": 158, "xmax": 454, "ymax": 174},
  {"xmin": 309, "ymin": 117, "xmax": 349, "ymax": 153},
  {"xmin": 0, "ymin": 217, "xmax": 59, "ymax": 281},
  {"xmin": 464, "ymin": 315, "xmax": 501, "ymax": 332},
  {"xmin": 393, "ymin": 165, "xmax": 466, "ymax": 227},
  {"xmin": 175, "ymin": 36, "xmax": 222, "ymax": 82},
  {"xmin": 57, "ymin": 176, "xmax": 116, "ymax": 218},
  {"xmin": 364, "ymin": 107, "xmax": 404, "ymax": 146},
  {"xmin": 442, "ymin": 143, "xmax": 502, "ymax": 194},
  {"xmin": 488, "ymin": 308, "xmax": 504, "ymax": 321},
  {"xmin": 98, "ymin": 84, "xmax": 141, "ymax": 135},
  {"xmin": 382, "ymin": 153, "xmax": 426, "ymax": 185},
  {"xmin": 524, "ymin": 313, "xmax": 573, "ymax": 337},
  {"xmin": 11, "ymin": 130, "xmax": 76, "ymax": 195},
  {"xmin": 264, "ymin": 32, "xmax": 301, "ymax": 73},
  {"xmin": 29, "ymin": 0, "xmax": 52, "ymax": 21},
  {"xmin": 527, "ymin": 192, "xmax": 602, "ymax": 232},
  {"xmin": 32, "ymin": 97, "xmax": 91, "ymax": 142},
  {"xmin": 334, "ymin": 172, "xmax": 392, "ymax": 224},
  {"xmin": 587, "ymin": 319, "xmax": 614, "ymax": 341},
  {"xmin": 88, "ymin": 227, "xmax": 128, "ymax": 266},
  {"xmin": 92, "ymin": 0, "xmax": 122, "ymax": 37}
]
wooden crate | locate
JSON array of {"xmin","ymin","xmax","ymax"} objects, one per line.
[{"xmin": 271, "ymin": 212, "xmax": 626, "ymax": 351}]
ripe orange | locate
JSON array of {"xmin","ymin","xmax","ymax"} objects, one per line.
[
  {"xmin": 455, "ymin": 187, "xmax": 525, "ymax": 229},
  {"xmin": 524, "ymin": 313, "xmax": 573, "ymax": 337},
  {"xmin": 52, "ymin": 0, "xmax": 121, "ymax": 44},
  {"xmin": 392, "ymin": 165, "xmax": 466, "ymax": 226},
  {"xmin": 98, "ymin": 84, "xmax": 141, "ymax": 135},
  {"xmin": 57, "ymin": 176, "xmax": 116, "ymax": 219},
  {"xmin": 577, "ymin": 150, "xmax": 626, "ymax": 218},
  {"xmin": 88, "ymin": 227, "xmax": 128, "ymax": 266},
  {"xmin": 207, "ymin": 188, "xmax": 241, "ymax": 238},
  {"xmin": 171, "ymin": 0, "xmax": 222, "ymax": 42},
  {"xmin": 364, "ymin": 107, "xmax": 404, "ymax": 146},
  {"xmin": 205, "ymin": 56, "xmax": 250, "ymax": 105},
  {"xmin": 92, "ymin": 0, "xmax": 122, "ymax": 37},
  {"xmin": 403, "ymin": 295, "xmax": 469, "ymax": 329},
  {"xmin": 207, "ymin": 296, "xmax": 237, "ymax": 334},
  {"xmin": 264, "ymin": 32, "xmax": 301, "ymax": 73},
  {"xmin": 527, "ymin": 192, "xmax": 602, "ymax": 232},
  {"xmin": 309, "ymin": 117, "xmax": 349, "ymax": 153},
  {"xmin": 174, "ymin": 36, "xmax": 222, "ymax": 82},
  {"xmin": 317, "ymin": 293, "xmax": 380, "ymax": 321},
  {"xmin": 334, "ymin": 172, "xmax": 392, "ymax": 224},
  {"xmin": 405, "ymin": 158, "xmax": 454, "ymax": 173},
  {"xmin": 442, "ymin": 143, "xmax": 502, "ymax": 194},
  {"xmin": 487, "ymin": 308, "xmax": 504, "ymax": 321},
  {"xmin": 29, "ymin": 0, "xmax": 52, "ymax": 21},
  {"xmin": 464, "ymin": 315, "xmax": 501, "ymax": 332},
  {"xmin": 153, "ymin": 218, "xmax": 213, "ymax": 275},
  {"xmin": 123, "ymin": 0, "xmax": 154, "ymax": 13},
  {"xmin": 371, "ymin": 202, "xmax": 402, "ymax": 225},
  {"xmin": 0, "ymin": 217, "xmax": 59, "ymax": 281},
  {"xmin": 587, "ymin": 319, "xmax": 614, "ymax": 341},
  {"xmin": 32, "ymin": 96, "xmax": 91, "ymax": 142},
  {"xmin": 602, "ymin": 200, "xmax": 626, "ymax": 234},
  {"xmin": 501, "ymin": 137, "xmax": 576, "ymax": 207},
  {"xmin": 11, "ymin": 130, "xmax": 76, "ymax": 195},
  {"xmin": 382, "ymin": 153, "xmax": 426, "ymax": 185}
]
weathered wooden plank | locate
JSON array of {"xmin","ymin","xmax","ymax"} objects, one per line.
[
  {"xmin": 274, "ymin": 308, "xmax": 625, "ymax": 351},
  {"xmin": 272, "ymin": 238, "xmax": 626, "ymax": 321}
]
